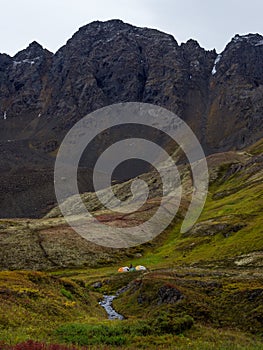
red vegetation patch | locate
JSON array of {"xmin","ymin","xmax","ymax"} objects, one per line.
[{"xmin": 0, "ymin": 340, "xmax": 79, "ymax": 350}]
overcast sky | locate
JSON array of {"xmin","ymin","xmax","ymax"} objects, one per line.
[{"xmin": 1, "ymin": 0, "xmax": 262, "ymax": 56}]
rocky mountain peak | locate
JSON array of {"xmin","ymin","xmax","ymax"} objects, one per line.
[
  {"xmin": 14, "ymin": 41, "xmax": 52, "ymax": 61},
  {"xmin": 62, "ymin": 19, "xmax": 178, "ymax": 55},
  {"xmin": 67, "ymin": 19, "xmax": 133, "ymax": 44},
  {"xmin": 231, "ymin": 33, "xmax": 263, "ymax": 47},
  {"xmin": 182, "ymin": 39, "xmax": 202, "ymax": 50},
  {"xmin": 0, "ymin": 53, "xmax": 12, "ymax": 70},
  {"xmin": 79, "ymin": 19, "xmax": 130, "ymax": 32},
  {"xmin": 213, "ymin": 32, "xmax": 263, "ymax": 84}
]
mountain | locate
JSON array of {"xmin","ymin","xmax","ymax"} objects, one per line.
[
  {"xmin": 0, "ymin": 20, "xmax": 262, "ymax": 218},
  {"xmin": 0, "ymin": 20, "xmax": 263, "ymax": 349}
]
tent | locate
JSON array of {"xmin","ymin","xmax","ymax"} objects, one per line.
[{"xmin": 118, "ymin": 266, "xmax": 129, "ymax": 272}]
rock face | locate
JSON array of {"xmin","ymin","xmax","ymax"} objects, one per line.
[{"xmin": 0, "ymin": 20, "xmax": 262, "ymax": 217}]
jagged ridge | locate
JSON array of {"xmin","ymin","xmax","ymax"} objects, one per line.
[{"xmin": 0, "ymin": 20, "xmax": 262, "ymax": 217}]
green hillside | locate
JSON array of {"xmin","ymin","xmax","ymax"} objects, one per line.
[{"xmin": 0, "ymin": 141, "xmax": 263, "ymax": 349}]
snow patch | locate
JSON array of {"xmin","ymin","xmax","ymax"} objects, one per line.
[
  {"xmin": 105, "ymin": 34, "xmax": 119, "ymax": 43},
  {"xmin": 233, "ymin": 34, "xmax": 249, "ymax": 43},
  {"xmin": 13, "ymin": 57, "xmax": 40, "ymax": 66},
  {"xmin": 3, "ymin": 111, "xmax": 7, "ymax": 120},
  {"xmin": 211, "ymin": 54, "xmax": 222, "ymax": 75},
  {"xmin": 191, "ymin": 60, "xmax": 200, "ymax": 68},
  {"xmin": 255, "ymin": 40, "xmax": 263, "ymax": 46}
]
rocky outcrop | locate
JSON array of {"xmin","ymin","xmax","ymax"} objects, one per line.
[
  {"xmin": 158, "ymin": 285, "xmax": 183, "ymax": 304},
  {"xmin": 0, "ymin": 20, "xmax": 262, "ymax": 217},
  {"xmin": 0, "ymin": 217, "xmax": 134, "ymax": 270},
  {"xmin": 205, "ymin": 34, "xmax": 263, "ymax": 153}
]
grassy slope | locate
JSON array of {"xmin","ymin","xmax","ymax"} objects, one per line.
[
  {"xmin": 0, "ymin": 141, "xmax": 263, "ymax": 349},
  {"xmin": 135, "ymin": 148, "xmax": 263, "ymax": 269}
]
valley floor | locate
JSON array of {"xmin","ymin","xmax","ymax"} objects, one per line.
[
  {"xmin": 1, "ymin": 140, "xmax": 263, "ymax": 349},
  {"xmin": 0, "ymin": 264, "xmax": 262, "ymax": 349}
]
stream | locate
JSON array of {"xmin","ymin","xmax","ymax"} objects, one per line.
[{"xmin": 99, "ymin": 295, "xmax": 124, "ymax": 320}]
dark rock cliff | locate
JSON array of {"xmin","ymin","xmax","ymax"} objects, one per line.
[{"xmin": 0, "ymin": 20, "xmax": 262, "ymax": 217}]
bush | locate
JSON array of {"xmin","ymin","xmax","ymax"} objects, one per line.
[
  {"xmin": 60, "ymin": 288, "xmax": 73, "ymax": 300},
  {"xmin": 129, "ymin": 321, "xmax": 152, "ymax": 336},
  {"xmin": 152, "ymin": 312, "xmax": 194, "ymax": 334},
  {"xmin": 55, "ymin": 315, "xmax": 194, "ymax": 346},
  {"xmin": 55, "ymin": 323, "xmax": 127, "ymax": 346}
]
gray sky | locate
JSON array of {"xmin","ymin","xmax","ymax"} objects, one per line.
[{"xmin": 1, "ymin": 0, "xmax": 262, "ymax": 56}]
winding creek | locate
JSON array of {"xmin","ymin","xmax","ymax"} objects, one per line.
[{"xmin": 99, "ymin": 295, "xmax": 124, "ymax": 320}]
